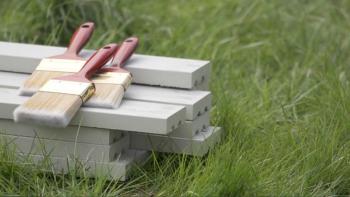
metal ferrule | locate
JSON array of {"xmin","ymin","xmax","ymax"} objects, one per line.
[
  {"xmin": 92, "ymin": 72, "xmax": 132, "ymax": 91},
  {"xmin": 39, "ymin": 79, "xmax": 95, "ymax": 102},
  {"xmin": 36, "ymin": 58, "xmax": 86, "ymax": 72}
]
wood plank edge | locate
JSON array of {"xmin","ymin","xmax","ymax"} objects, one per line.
[{"xmin": 129, "ymin": 126, "xmax": 222, "ymax": 156}]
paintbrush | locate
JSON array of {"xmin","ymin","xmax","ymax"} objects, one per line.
[
  {"xmin": 84, "ymin": 37, "xmax": 138, "ymax": 108},
  {"xmin": 14, "ymin": 43, "xmax": 118, "ymax": 128},
  {"xmin": 19, "ymin": 22, "xmax": 95, "ymax": 96}
]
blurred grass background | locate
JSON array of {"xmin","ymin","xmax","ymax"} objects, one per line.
[{"xmin": 1, "ymin": 0, "xmax": 350, "ymax": 196}]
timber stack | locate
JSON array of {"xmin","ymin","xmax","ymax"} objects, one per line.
[{"xmin": 0, "ymin": 40, "xmax": 222, "ymax": 180}]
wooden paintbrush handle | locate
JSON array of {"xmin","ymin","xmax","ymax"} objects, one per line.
[
  {"xmin": 65, "ymin": 22, "xmax": 95, "ymax": 56},
  {"xmin": 111, "ymin": 37, "xmax": 139, "ymax": 67},
  {"xmin": 77, "ymin": 44, "xmax": 118, "ymax": 79}
]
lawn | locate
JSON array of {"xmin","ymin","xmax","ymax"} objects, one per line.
[{"xmin": 1, "ymin": 0, "xmax": 350, "ymax": 196}]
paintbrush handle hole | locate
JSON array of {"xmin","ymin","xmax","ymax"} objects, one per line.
[
  {"xmin": 81, "ymin": 24, "xmax": 90, "ymax": 28},
  {"xmin": 201, "ymin": 127, "xmax": 209, "ymax": 132},
  {"xmin": 194, "ymin": 80, "xmax": 198, "ymax": 86},
  {"xmin": 103, "ymin": 46, "xmax": 111, "ymax": 49}
]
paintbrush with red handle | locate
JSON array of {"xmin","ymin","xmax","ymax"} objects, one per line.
[
  {"xmin": 14, "ymin": 43, "xmax": 118, "ymax": 128},
  {"xmin": 19, "ymin": 22, "xmax": 95, "ymax": 96},
  {"xmin": 85, "ymin": 37, "xmax": 138, "ymax": 108}
]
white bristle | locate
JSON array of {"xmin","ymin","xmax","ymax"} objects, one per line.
[
  {"xmin": 14, "ymin": 92, "xmax": 82, "ymax": 128},
  {"xmin": 84, "ymin": 84, "xmax": 124, "ymax": 108},
  {"xmin": 19, "ymin": 70, "xmax": 70, "ymax": 96}
]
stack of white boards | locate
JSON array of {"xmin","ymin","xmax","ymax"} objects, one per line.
[{"xmin": 0, "ymin": 41, "xmax": 223, "ymax": 180}]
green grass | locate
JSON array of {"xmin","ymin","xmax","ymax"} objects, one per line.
[{"xmin": 1, "ymin": 0, "xmax": 350, "ymax": 196}]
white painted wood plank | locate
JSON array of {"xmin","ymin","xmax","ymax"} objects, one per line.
[
  {"xmin": 16, "ymin": 149, "xmax": 150, "ymax": 181},
  {"xmin": 0, "ymin": 111, "xmax": 208, "ymax": 145},
  {"xmin": 0, "ymin": 71, "xmax": 211, "ymax": 120},
  {"xmin": 0, "ymin": 41, "xmax": 210, "ymax": 89},
  {"xmin": 0, "ymin": 119, "xmax": 122, "ymax": 145},
  {"xmin": 1, "ymin": 132, "xmax": 129, "ymax": 162},
  {"xmin": 0, "ymin": 87, "xmax": 186, "ymax": 134},
  {"xmin": 0, "ymin": 71, "xmax": 25, "ymax": 89},
  {"xmin": 170, "ymin": 112, "xmax": 210, "ymax": 138},
  {"xmin": 125, "ymin": 85, "xmax": 211, "ymax": 120},
  {"xmin": 130, "ymin": 127, "xmax": 222, "ymax": 156}
]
